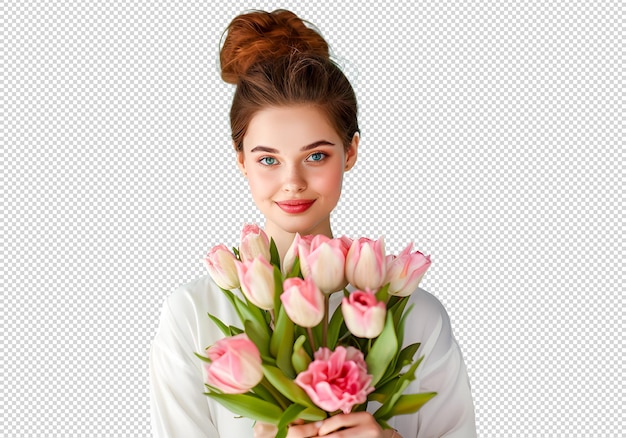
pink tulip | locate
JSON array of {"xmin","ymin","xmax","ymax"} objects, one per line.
[
  {"xmin": 235, "ymin": 256, "xmax": 275, "ymax": 310},
  {"xmin": 280, "ymin": 277, "xmax": 325, "ymax": 327},
  {"xmin": 345, "ymin": 237, "xmax": 387, "ymax": 290},
  {"xmin": 203, "ymin": 333, "xmax": 263, "ymax": 394},
  {"xmin": 299, "ymin": 236, "xmax": 348, "ymax": 293},
  {"xmin": 282, "ymin": 233, "xmax": 316, "ymax": 274},
  {"xmin": 204, "ymin": 244, "xmax": 240, "ymax": 290},
  {"xmin": 337, "ymin": 235, "xmax": 353, "ymax": 256},
  {"xmin": 341, "ymin": 289, "xmax": 386, "ymax": 338},
  {"xmin": 385, "ymin": 243, "xmax": 432, "ymax": 297},
  {"xmin": 295, "ymin": 346, "xmax": 374, "ymax": 414},
  {"xmin": 239, "ymin": 223, "xmax": 271, "ymax": 263}
]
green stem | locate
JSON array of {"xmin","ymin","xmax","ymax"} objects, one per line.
[
  {"xmin": 261, "ymin": 378, "xmax": 289, "ymax": 410},
  {"xmin": 269, "ymin": 309, "xmax": 276, "ymax": 330},
  {"xmin": 323, "ymin": 294, "xmax": 329, "ymax": 348},
  {"xmin": 307, "ymin": 327, "xmax": 316, "ymax": 353}
]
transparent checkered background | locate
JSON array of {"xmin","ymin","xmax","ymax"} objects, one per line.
[{"xmin": 2, "ymin": 0, "xmax": 623, "ymax": 436}]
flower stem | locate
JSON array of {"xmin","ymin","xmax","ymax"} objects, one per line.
[
  {"xmin": 307, "ymin": 327, "xmax": 316, "ymax": 353},
  {"xmin": 269, "ymin": 309, "xmax": 275, "ymax": 329},
  {"xmin": 260, "ymin": 378, "xmax": 289, "ymax": 410},
  {"xmin": 323, "ymin": 294, "xmax": 329, "ymax": 348}
]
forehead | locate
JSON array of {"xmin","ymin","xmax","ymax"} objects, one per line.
[{"xmin": 244, "ymin": 105, "xmax": 340, "ymax": 150}]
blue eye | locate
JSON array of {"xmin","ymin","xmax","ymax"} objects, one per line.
[
  {"xmin": 259, "ymin": 156, "xmax": 277, "ymax": 166},
  {"xmin": 307, "ymin": 152, "xmax": 326, "ymax": 162}
]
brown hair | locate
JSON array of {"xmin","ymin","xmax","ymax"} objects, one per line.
[{"xmin": 220, "ymin": 9, "xmax": 359, "ymax": 152}]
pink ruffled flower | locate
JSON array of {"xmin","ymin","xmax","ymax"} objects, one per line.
[
  {"xmin": 295, "ymin": 346, "xmax": 374, "ymax": 414},
  {"xmin": 203, "ymin": 334, "xmax": 263, "ymax": 394}
]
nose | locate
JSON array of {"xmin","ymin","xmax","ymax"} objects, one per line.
[{"xmin": 282, "ymin": 166, "xmax": 306, "ymax": 193}]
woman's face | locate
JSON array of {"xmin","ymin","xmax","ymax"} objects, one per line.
[{"xmin": 237, "ymin": 105, "xmax": 358, "ymax": 238}]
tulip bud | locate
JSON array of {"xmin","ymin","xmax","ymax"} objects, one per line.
[
  {"xmin": 341, "ymin": 289, "xmax": 386, "ymax": 338},
  {"xmin": 203, "ymin": 333, "xmax": 263, "ymax": 394},
  {"xmin": 239, "ymin": 223, "xmax": 271, "ymax": 263},
  {"xmin": 345, "ymin": 237, "xmax": 387, "ymax": 291},
  {"xmin": 282, "ymin": 233, "xmax": 315, "ymax": 275},
  {"xmin": 299, "ymin": 237, "xmax": 348, "ymax": 293},
  {"xmin": 385, "ymin": 243, "xmax": 431, "ymax": 297},
  {"xmin": 280, "ymin": 277, "xmax": 325, "ymax": 327},
  {"xmin": 291, "ymin": 334, "xmax": 312, "ymax": 374},
  {"xmin": 235, "ymin": 256, "xmax": 275, "ymax": 310},
  {"xmin": 204, "ymin": 244, "xmax": 240, "ymax": 290}
]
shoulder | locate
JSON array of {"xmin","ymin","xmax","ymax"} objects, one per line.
[
  {"xmin": 406, "ymin": 287, "xmax": 453, "ymax": 331},
  {"xmin": 402, "ymin": 287, "xmax": 457, "ymax": 356},
  {"xmin": 163, "ymin": 274, "xmax": 218, "ymax": 317},
  {"xmin": 154, "ymin": 275, "xmax": 240, "ymax": 351}
]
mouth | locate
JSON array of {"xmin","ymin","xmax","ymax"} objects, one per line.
[{"xmin": 276, "ymin": 199, "xmax": 315, "ymax": 214}]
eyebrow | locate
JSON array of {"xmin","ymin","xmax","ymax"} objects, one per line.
[{"xmin": 250, "ymin": 140, "xmax": 336, "ymax": 154}]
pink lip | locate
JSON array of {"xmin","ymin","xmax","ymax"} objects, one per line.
[{"xmin": 276, "ymin": 199, "xmax": 315, "ymax": 214}]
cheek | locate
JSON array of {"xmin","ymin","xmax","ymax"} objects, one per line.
[
  {"xmin": 314, "ymin": 167, "xmax": 344, "ymax": 197},
  {"xmin": 247, "ymin": 171, "xmax": 276, "ymax": 199}
]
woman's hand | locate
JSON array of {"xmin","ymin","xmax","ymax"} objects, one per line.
[
  {"xmin": 316, "ymin": 412, "xmax": 391, "ymax": 437},
  {"xmin": 253, "ymin": 419, "xmax": 322, "ymax": 437},
  {"xmin": 253, "ymin": 412, "xmax": 402, "ymax": 438}
]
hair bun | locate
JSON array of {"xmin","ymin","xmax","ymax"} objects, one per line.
[{"xmin": 220, "ymin": 9, "xmax": 330, "ymax": 84}]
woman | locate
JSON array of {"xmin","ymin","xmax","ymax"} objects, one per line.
[{"xmin": 150, "ymin": 9, "xmax": 476, "ymax": 437}]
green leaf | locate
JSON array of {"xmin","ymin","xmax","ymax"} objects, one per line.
[
  {"xmin": 270, "ymin": 238, "xmax": 281, "ymax": 269},
  {"xmin": 275, "ymin": 310, "xmax": 296, "ymax": 377},
  {"xmin": 298, "ymin": 406, "xmax": 327, "ymax": 421},
  {"xmin": 194, "ymin": 352, "xmax": 211, "ymax": 363},
  {"xmin": 375, "ymin": 283, "xmax": 390, "ymax": 303},
  {"xmin": 272, "ymin": 265, "xmax": 284, "ymax": 315},
  {"xmin": 374, "ymin": 355, "xmax": 425, "ymax": 421},
  {"xmin": 277, "ymin": 404, "xmax": 307, "ymax": 430},
  {"xmin": 251, "ymin": 382, "xmax": 278, "ymax": 404},
  {"xmin": 389, "ymin": 296, "xmax": 410, "ymax": 328},
  {"xmin": 244, "ymin": 319, "xmax": 271, "ymax": 360},
  {"xmin": 366, "ymin": 312, "xmax": 398, "ymax": 386},
  {"xmin": 218, "ymin": 288, "xmax": 244, "ymax": 323},
  {"xmin": 229, "ymin": 325, "xmax": 244, "ymax": 336},
  {"xmin": 207, "ymin": 313, "xmax": 231, "ymax": 337},
  {"xmin": 238, "ymin": 295, "xmax": 270, "ymax": 334},
  {"xmin": 287, "ymin": 257, "xmax": 301, "ymax": 279},
  {"xmin": 395, "ymin": 303, "xmax": 414, "ymax": 348},
  {"xmin": 263, "ymin": 365, "xmax": 314, "ymax": 408},
  {"xmin": 311, "ymin": 320, "xmax": 322, "ymax": 350},
  {"xmin": 326, "ymin": 300, "xmax": 345, "ymax": 350},
  {"xmin": 270, "ymin": 306, "xmax": 296, "ymax": 377},
  {"xmin": 204, "ymin": 393, "xmax": 282, "ymax": 424},
  {"xmin": 221, "ymin": 287, "xmax": 270, "ymax": 343},
  {"xmin": 379, "ymin": 342, "xmax": 421, "ymax": 387},
  {"xmin": 385, "ymin": 392, "xmax": 437, "ymax": 416},
  {"xmin": 395, "ymin": 343, "xmax": 420, "ymax": 370}
]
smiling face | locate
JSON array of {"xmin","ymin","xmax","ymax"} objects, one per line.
[{"xmin": 237, "ymin": 105, "xmax": 358, "ymax": 241}]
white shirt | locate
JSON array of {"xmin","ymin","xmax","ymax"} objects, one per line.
[{"xmin": 150, "ymin": 275, "xmax": 476, "ymax": 437}]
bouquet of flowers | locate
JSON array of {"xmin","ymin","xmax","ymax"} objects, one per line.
[{"xmin": 198, "ymin": 224, "xmax": 436, "ymax": 436}]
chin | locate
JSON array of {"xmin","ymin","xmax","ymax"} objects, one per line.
[{"xmin": 274, "ymin": 217, "xmax": 322, "ymax": 236}]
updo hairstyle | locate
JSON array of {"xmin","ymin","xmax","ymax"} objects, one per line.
[{"xmin": 220, "ymin": 9, "xmax": 359, "ymax": 152}]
